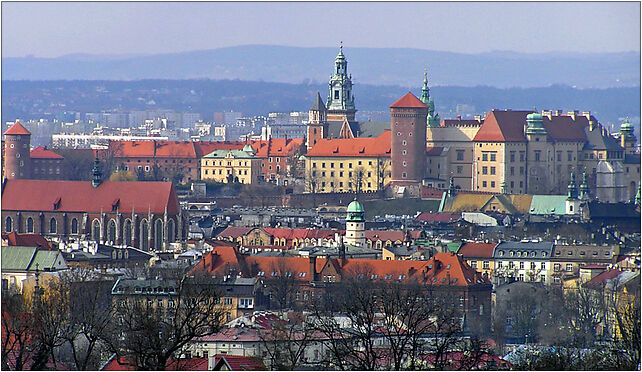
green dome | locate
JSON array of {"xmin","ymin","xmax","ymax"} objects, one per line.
[
  {"xmin": 526, "ymin": 112, "xmax": 543, "ymax": 121},
  {"xmin": 621, "ymin": 118, "xmax": 634, "ymax": 133},
  {"xmin": 346, "ymin": 199, "xmax": 364, "ymax": 213}
]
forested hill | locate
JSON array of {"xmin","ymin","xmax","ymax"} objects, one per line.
[{"xmin": 3, "ymin": 45, "xmax": 639, "ymax": 88}]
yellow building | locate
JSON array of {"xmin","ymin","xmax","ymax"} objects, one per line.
[
  {"xmin": 304, "ymin": 131, "xmax": 391, "ymax": 193},
  {"xmin": 201, "ymin": 146, "xmax": 261, "ymax": 184}
]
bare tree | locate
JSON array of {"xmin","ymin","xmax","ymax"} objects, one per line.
[
  {"xmin": 259, "ymin": 312, "xmax": 316, "ymax": 370},
  {"xmin": 104, "ymin": 275, "xmax": 224, "ymax": 370},
  {"xmin": 350, "ymin": 167, "xmax": 365, "ymax": 195},
  {"xmin": 305, "ymin": 168, "xmax": 320, "ymax": 206},
  {"xmin": 55, "ymin": 149, "xmax": 94, "ymax": 181},
  {"xmin": 265, "ymin": 259, "xmax": 301, "ymax": 311},
  {"xmin": 2, "ymin": 293, "xmax": 36, "ymax": 370}
]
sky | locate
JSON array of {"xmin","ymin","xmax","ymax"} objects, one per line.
[{"xmin": 2, "ymin": 2, "xmax": 640, "ymax": 58}]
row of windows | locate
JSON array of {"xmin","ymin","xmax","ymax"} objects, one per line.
[
  {"xmin": 203, "ymin": 160, "xmax": 251, "ymax": 167},
  {"xmin": 5, "ymin": 216, "xmax": 76, "ymax": 234},
  {"xmin": 497, "ymin": 261, "xmax": 547, "ymax": 270},
  {"xmin": 319, "ymin": 181, "xmax": 375, "ymax": 189},
  {"xmin": 313, "ymin": 160, "xmax": 379, "ymax": 169},
  {"xmin": 312, "ymin": 170, "xmax": 384, "ymax": 178},
  {"xmin": 204, "ymin": 169, "xmax": 249, "ymax": 176}
]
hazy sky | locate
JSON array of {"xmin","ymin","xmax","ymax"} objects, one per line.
[{"xmin": 2, "ymin": 2, "xmax": 640, "ymax": 58}]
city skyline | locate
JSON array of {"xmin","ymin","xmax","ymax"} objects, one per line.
[{"xmin": 2, "ymin": 2, "xmax": 640, "ymax": 58}]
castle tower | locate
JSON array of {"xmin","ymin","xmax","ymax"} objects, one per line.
[
  {"xmin": 525, "ymin": 111, "xmax": 549, "ymax": 194},
  {"xmin": 389, "ymin": 92, "xmax": 428, "ymax": 197},
  {"xmin": 620, "ymin": 117, "xmax": 637, "ymax": 155},
  {"xmin": 420, "ymin": 70, "xmax": 440, "ymax": 127},
  {"xmin": 344, "ymin": 199, "xmax": 366, "ymax": 248},
  {"xmin": 3, "ymin": 121, "xmax": 32, "ymax": 179},
  {"xmin": 326, "ymin": 44, "xmax": 356, "ymax": 122},
  {"xmin": 306, "ymin": 92, "xmax": 328, "ymax": 149}
]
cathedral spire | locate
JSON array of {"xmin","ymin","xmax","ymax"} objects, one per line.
[
  {"xmin": 421, "ymin": 69, "xmax": 440, "ymax": 127},
  {"xmin": 326, "ymin": 44, "xmax": 356, "ymax": 121},
  {"xmin": 567, "ymin": 172, "xmax": 578, "ymax": 199}
]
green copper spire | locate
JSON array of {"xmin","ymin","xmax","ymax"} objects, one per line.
[
  {"xmin": 92, "ymin": 157, "xmax": 102, "ymax": 188},
  {"xmin": 447, "ymin": 177, "xmax": 456, "ymax": 197},
  {"xmin": 327, "ymin": 43, "xmax": 355, "ymax": 113},
  {"xmin": 567, "ymin": 172, "xmax": 578, "ymax": 199},
  {"xmin": 579, "ymin": 172, "xmax": 590, "ymax": 200},
  {"xmin": 526, "ymin": 111, "xmax": 547, "ymax": 135},
  {"xmin": 346, "ymin": 198, "xmax": 365, "ymax": 222},
  {"xmin": 621, "ymin": 116, "xmax": 634, "ymax": 138},
  {"xmin": 421, "ymin": 69, "xmax": 440, "ymax": 127}
]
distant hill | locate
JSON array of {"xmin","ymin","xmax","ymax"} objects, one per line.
[
  {"xmin": 2, "ymin": 45, "xmax": 639, "ymax": 88},
  {"xmin": 2, "ymin": 80, "xmax": 639, "ymax": 132}
]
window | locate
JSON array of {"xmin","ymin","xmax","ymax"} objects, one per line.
[
  {"xmin": 519, "ymin": 167, "xmax": 524, "ymax": 175},
  {"xmin": 510, "ymin": 151, "xmax": 515, "ymax": 162},
  {"xmin": 26, "ymin": 217, "xmax": 34, "ymax": 233},
  {"xmin": 71, "ymin": 218, "xmax": 78, "ymax": 234},
  {"xmin": 490, "ymin": 167, "xmax": 496, "ymax": 175},
  {"xmin": 49, "ymin": 218, "xmax": 57, "ymax": 234},
  {"xmin": 534, "ymin": 151, "xmax": 541, "ymax": 162},
  {"xmin": 483, "ymin": 261, "xmax": 490, "ymax": 269},
  {"xmin": 510, "ymin": 167, "xmax": 515, "ymax": 176},
  {"xmin": 482, "ymin": 181, "xmax": 487, "ymax": 187},
  {"xmin": 566, "ymin": 264, "xmax": 573, "ymax": 272},
  {"xmin": 456, "ymin": 150, "xmax": 464, "ymax": 161},
  {"xmin": 531, "ymin": 262, "xmax": 536, "ymax": 269},
  {"xmin": 402, "ymin": 172, "xmax": 407, "ymax": 178},
  {"xmin": 239, "ymin": 298, "xmax": 253, "ymax": 308},
  {"xmin": 482, "ymin": 166, "xmax": 488, "ymax": 175},
  {"xmin": 557, "ymin": 151, "xmax": 562, "ymax": 161},
  {"xmin": 470, "ymin": 261, "xmax": 477, "ymax": 269},
  {"xmin": 554, "ymin": 263, "xmax": 561, "ymax": 271},
  {"xmin": 490, "ymin": 152, "xmax": 496, "ymax": 161},
  {"xmin": 519, "ymin": 151, "xmax": 525, "ymax": 162},
  {"xmin": 223, "ymin": 298, "xmax": 233, "ymax": 306},
  {"xmin": 5, "ymin": 217, "xmax": 12, "ymax": 233},
  {"xmin": 482, "ymin": 153, "xmax": 488, "ymax": 161},
  {"xmin": 491, "ymin": 181, "xmax": 495, "ymax": 188},
  {"xmin": 334, "ymin": 90, "xmax": 339, "ymax": 99},
  {"xmin": 456, "ymin": 166, "xmax": 463, "ymax": 174}
]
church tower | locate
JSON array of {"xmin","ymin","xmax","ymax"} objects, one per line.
[
  {"xmin": 525, "ymin": 111, "xmax": 549, "ymax": 194},
  {"xmin": 3, "ymin": 121, "xmax": 32, "ymax": 180},
  {"xmin": 306, "ymin": 93, "xmax": 328, "ymax": 150},
  {"xmin": 344, "ymin": 199, "xmax": 366, "ymax": 248},
  {"xmin": 566, "ymin": 172, "xmax": 581, "ymax": 215},
  {"xmin": 420, "ymin": 70, "xmax": 440, "ymax": 127},
  {"xmin": 326, "ymin": 44, "xmax": 356, "ymax": 122}
]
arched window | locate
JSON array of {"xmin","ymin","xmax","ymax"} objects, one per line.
[
  {"xmin": 140, "ymin": 219, "xmax": 149, "ymax": 251},
  {"xmin": 5, "ymin": 217, "xmax": 12, "ymax": 233},
  {"xmin": 167, "ymin": 219, "xmax": 175, "ymax": 243},
  {"xmin": 107, "ymin": 219, "xmax": 117, "ymax": 243},
  {"xmin": 123, "ymin": 219, "xmax": 132, "ymax": 246},
  {"xmin": 26, "ymin": 217, "xmax": 34, "ymax": 233},
  {"xmin": 154, "ymin": 219, "xmax": 163, "ymax": 250},
  {"xmin": 92, "ymin": 219, "xmax": 101, "ymax": 242},
  {"xmin": 71, "ymin": 218, "xmax": 78, "ymax": 234},
  {"xmin": 49, "ymin": 218, "xmax": 57, "ymax": 234}
]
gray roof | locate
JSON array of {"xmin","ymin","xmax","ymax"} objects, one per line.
[
  {"xmin": 624, "ymin": 153, "xmax": 640, "ymax": 165},
  {"xmin": 493, "ymin": 241, "xmax": 554, "ymax": 259},
  {"xmin": 583, "ymin": 127, "xmax": 623, "ymax": 151},
  {"xmin": 326, "ymin": 121, "xmax": 345, "ymax": 139},
  {"xmin": 357, "ymin": 121, "xmax": 389, "ymax": 138},
  {"xmin": 310, "ymin": 93, "xmax": 326, "ymax": 111}
]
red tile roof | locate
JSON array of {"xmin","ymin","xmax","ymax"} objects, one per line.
[
  {"xmin": 584, "ymin": 268, "xmax": 623, "ymax": 289},
  {"xmin": 249, "ymin": 138, "xmax": 304, "ymax": 158},
  {"xmin": 263, "ymin": 227, "xmax": 336, "ymax": 241},
  {"xmin": 365, "ymin": 230, "xmax": 406, "ymax": 242},
  {"xmin": 457, "ymin": 242, "xmax": 497, "ymax": 259},
  {"xmin": 215, "ymin": 355, "xmax": 266, "ymax": 371},
  {"xmin": 109, "ymin": 140, "xmax": 246, "ymax": 159},
  {"xmin": 1, "ymin": 180, "xmax": 179, "ymax": 214},
  {"xmin": 425, "ymin": 147, "xmax": 444, "ymax": 156},
  {"xmin": 245, "ymin": 256, "xmax": 329, "ymax": 280},
  {"xmin": 306, "ymin": 130, "xmax": 391, "ymax": 157},
  {"xmin": 101, "ymin": 355, "xmax": 264, "ymax": 371},
  {"xmin": 420, "ymin": 187, "xmax": 445, "ymax": 200},
  {"xmin": 4, "ymin": 121, "xmax": 31, "ymax": 136},
  {"xmin": 390, "ymin": 92, "xmax": 428, "ymax": 109},
  {"xmin": 2, "ymin": 232, "xmax": 54, "ymax": 250},
  {"xmin": 473, "ymin": 110, "xmax": 590, "ymax": 142},
  {"xmin": 218, "ymin": 226, "xmax": 254, "ymax": 239},
  {"xmin": 30, "ymin": 146, "xmax": 64, "ymax": 159}
]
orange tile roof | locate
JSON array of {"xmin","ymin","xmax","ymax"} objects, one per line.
[
  {"xmin": 473, "ymin": 110, "xmax": 590, "ymax": 142},
  {"xmin": 30, "ymin": 146, "xmax": 64, "ymax": 159},
  {"xmin": 263, "ymin": 227, "xmax": 337, "ymax": 240},
  {"xmin": 390, "ymin": 92, "xmax": 428, "ymax": 109},
  {"xmin": 306, "ymin": 130, "xmax": 391, "ymax": 157},
  {"xmin": 1, "ymin": 179, "xmax": 179, "ymax": 214},
  {"xmin": 4, "ymin": 121, "xmax": 31, "ymax": 136},
  {"xmin": 365, "ymin": 230, "xmax": 406, "ymax": 242}
]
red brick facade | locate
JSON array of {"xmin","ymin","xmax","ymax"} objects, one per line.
[{"xmin": 390, "ymin": 93, "xmax": 428, "ymax": 191}]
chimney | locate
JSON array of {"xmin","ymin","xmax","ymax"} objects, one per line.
[
  {"xmin": 309, "ymin": 256, "xmax": 317, "ymax": 281},
  {"xmin": 208, "ymin": 356, "xmax": 216, "ymax": 371},
  {"xmin": 457, "ymin": 115, "xmax": 462, "ymax": 120},
  {"xmin": 474, "ymin": 115, "xmax": 482, "ymax": 123},
  {"xmin": 568, "ymin": 111, "xmax": 577, "ymax": 120},
  {"xmin": 589, "ymin": 120, "xmax": 595, "ymax": 131}
]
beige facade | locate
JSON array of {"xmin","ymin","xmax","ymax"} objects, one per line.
[
  {"xmin": 200, "ymin": 150, "xmax": 261, "ymax": 185},
  {"xmin": 305, "ymin": 156, "xmax": 391, "ymax": 193}
]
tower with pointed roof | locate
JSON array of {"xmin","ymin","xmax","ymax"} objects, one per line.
[
  {"xmin": 579, "ymin": 172, "xmax": 590, "ymax": 200},
  {"xmin": 326, "ymin": 43, "xmax": 356, "ymax": 122},
  {"xmin": 566, "ymin": 172, "xmax": 581, "ymax": 215},
  {"xmin": 307, "ymin": 92, "xmax": 328, "ymax": 150},
  {"xmin": 420, "ymin": 70, "xmax": 440, "ymax": 127},
  {"xmin": 389, "ymin": 92, "xmax": 429, "ymax": 197},
  {"xmin": 3, "ymin": 121, "xmax": 32, "ymax": 180}
]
